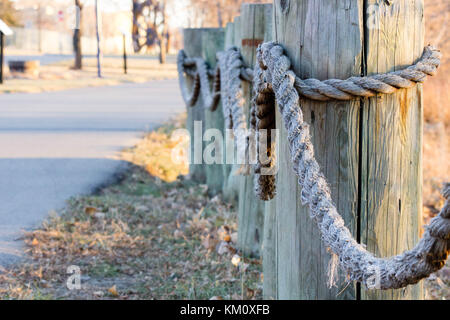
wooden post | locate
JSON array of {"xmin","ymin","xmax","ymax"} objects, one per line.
[
  {"xmin": 258, "ymin": 4, "xmax": 276, "ymax": 300},
  {"xmin": 361, "ymin": 0, "xmax": 424, "ymax": 300},
  {"xmin": 273, "ymin": 0, "xmax": 424, "ymax": 300},
  {"xmin": 222, "ymin": 21, "xmax": 236, "ymax": 202},
  {"xmin": 273, "ymin": 0, "xmax": 360, "ymax": 299},
  {"xmin": 222, "ymin": 16, "xmax": 242, "ymax": 204},
  {"xmin": 0, "ymin": 32, "xmax": 4, "ymax": 84},
  {"xmin": 123, "ymin": 34, "xmax": 127, "ymax": 74},
  {"xmin": 237, "ymin": 3, "xmax": 272, "ymax": 258},
  {"xmin": 202, "ymin": 28, "xmax": 225, "ymax": 196},
  {"xmin": 183, "ymin": 28, "xmax": 207, "ymax": 183}
]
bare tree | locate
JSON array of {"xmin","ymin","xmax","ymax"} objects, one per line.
[
  {"xmin": 0, "ymin": 0, "xmax": 19, "ymax": 26},
  {"xmin": 216, "ymin": 0, "xmax": 224, "ymax": 27},
  {"xmin": 132, "ymin": 0, "xmax": 169, "ymax": 63},
  {"xmin": 188, "ymin": 0, "xmax": 269, "ymax": 28}
]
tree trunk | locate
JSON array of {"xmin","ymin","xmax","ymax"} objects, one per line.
[
  {"xmin": 159, "ymin": 1, "xmax": 167, "ymax": 64},
  {"xmin": 159, "ymin": 36, "xmax": 166, "ymax": 64},
  {"xmin": 217, "ymin": 0, "xmax": 224, "ymax": 27},
  {"xmin": 73, "ymin": 0, "xmax": 82, "ymax": 70},
  {"xmin": 166, "ymin": 31, "xmax": 171, "ymax": 54}
]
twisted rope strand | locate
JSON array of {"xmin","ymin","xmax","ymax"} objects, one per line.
[
  {"xmin": 252, "ymin": 68, "xmax": 277, "ymax": 201},
  {"xmin": 177, "ymin": 50, "xmax": 221, "ymax": 110},
  {"xmin": 255, "ymin": 41, "xmax": 449, "ymax": 290},
  {"xmin": 217, "ymin": 48, "xmax": 249, "ymax": 166},
  {"xmin": 178, "ymin": 47, "xmax": 250, "ymax": 171},
  {"xmin": 177, "ymin": 50, "xmax": 201, "ymax": 106},
  {"xmin": 292, "ymin": 45, "xmax": 440, "ymax": 101},
  {"xmin": 179, "ymin": 45, "xmax": 440, "ymax": 105}
]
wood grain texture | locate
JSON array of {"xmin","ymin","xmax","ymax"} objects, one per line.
[
  {"xmin": 202, "ymin": 28, "xmax": 225, "ymax": 196},
  {"xmin": 273, "ymin": 0, "xmax": 362, "ymax": 299},
  {"xmin": 237, "ymin": 4, "xmax": 273, "ymax": 258},
  {"xmin": 183, "ymin": 29, "xmax": 207, "ymax": 183},
  {"xmin": 223, "ymin": 16, "xmax": 243, "ymax": 205},
  {"xmin": 361, "ymin": 0, "xmax": 424, "ymax": 300},
  {"xmin": 222, "ymin": 22, "xmax": 238, "ymax": 204},
  {"xmin": 254, "ymin": 3, "xmax": 278, "ymax": 300},
  {"xmin": 263, "ymin": 198, "xmax": 277, "ymax": 299}
]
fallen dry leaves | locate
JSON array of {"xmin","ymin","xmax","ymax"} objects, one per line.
[{"xmin": 0, "ymin": 117, "xmax": 262, "ymax": 300}]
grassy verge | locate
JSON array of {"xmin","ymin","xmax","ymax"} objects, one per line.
[{"xmin": 0, "ymin": 116, "xmax": 262, "ymax": 300}]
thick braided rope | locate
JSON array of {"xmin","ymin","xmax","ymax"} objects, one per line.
[
  {"xmin": 177, "ymin": 50, "xmax": 200, "ymax": 106},
  {"xmin": 291, "ymin": 45, "xmax": 441, "ymax": 101},
  {"xmin": 217, "ymin": 47, "xmax": 249, "ymax": 164},
  {"xmin": 178, "ymin": 47, "xmax": 250, "ymax": 172},
  {"xmin": 252, "ymin": 44, "xmax": 441, "ymax": 202},
  {"xmin": 256, "ymin": 42, "xmax": 449, "ymax": 290},
  {"xmin": 217, "ymin": 48, "xmax": 247, "ymax": 133},
  {"xmin": 177, "ymin": 50, "xmax": 221, "ymax": 111},
  {"xmin": 178, "ymin": 44, "xmax": 441, "ymax": 107}
]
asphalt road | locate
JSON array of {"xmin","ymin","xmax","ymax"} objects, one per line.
[{"xmin": 0, "ymin": 80, "xmax": 184, "ymax": 266}]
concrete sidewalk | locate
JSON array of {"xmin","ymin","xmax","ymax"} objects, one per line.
[{"xmin": 0, "ymin": 80, "xmax": 184, "ymax": 266}]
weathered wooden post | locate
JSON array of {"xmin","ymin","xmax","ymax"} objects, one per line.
[
  {"xmin": 183, "ymin": 28, "xmax": 207, "ymax": 183},
  {"xmin": 237, "ymin": 3, "xmax": 272, "ymax": 258},
  {"xmin": 272, "ymin": 0, "xmax": 424, "ymax": 299},
  {"xmin": 202, "ymin": 28, "xmax": 225, "ymax": 195},
  {"xmin": 222, "ymin": 16, "xmax": 242, "ymax": 204},
  {"xmin": 361, "ymin": 0, "xmax": 424, "ymax": 300},
  {"xmin": 222, "ymin": 21, "xmax": 236, "ymax": 201},
  {"xmin": 258, "ymin": 5, "xmax": 276, "ymax": 300}
]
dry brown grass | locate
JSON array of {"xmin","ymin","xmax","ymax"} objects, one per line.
[
  {"xmin": 422, "ymin": 1, "xmax": 450, "ymax": 299},
  {"xmin": 422, "ymin": 0, "xmax": 450, "ymax": 215},
  {"xmin": 0, "ymin": 118, "xmax": 262, "ymax": 300},
  {"xmin": 120, "ymin": 115, "xmax": 189, "ymax": 183}
]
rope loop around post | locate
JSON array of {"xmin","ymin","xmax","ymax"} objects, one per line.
[
  {"xmin": 177, "ymin": 49, "xmax": 221, "ymax": 111},
  {"xmin": 177, "ymin": 39, "xmax": 447, "ymax": 289},
  {"xmin": 254, "ymin": 41, "xmax": 448, "ymax": 290}
]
